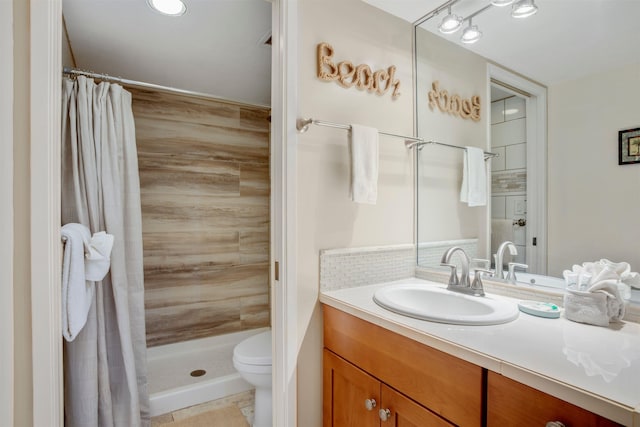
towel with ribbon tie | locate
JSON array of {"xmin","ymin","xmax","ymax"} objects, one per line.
[{"xmin": 61, "ymin": 223, "xmax": 114, "ymax": 341}]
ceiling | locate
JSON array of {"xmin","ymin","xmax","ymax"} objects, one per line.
[
  {"xmin": 363, "ymin": 0, "xmax": 640, "ymax": 86},
  {"xmin": 63, "ymin": 0, "xmax": 272, "ymax": 106}
]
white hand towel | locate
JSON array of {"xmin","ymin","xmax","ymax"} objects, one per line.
[
  {"xmin": 350, "ymin": 124, "xmax": 379, "ymax": 204},
  {"xmin": 460, "ymin": 146, "xmax": 487, "ymax": 207},
  {"xmin": 85, "ymin": 231, "xmax": 114, "ymax": 281},
  {"xmin": 61, "ymin": 223, "xmax": 95, "ymax": 341}
]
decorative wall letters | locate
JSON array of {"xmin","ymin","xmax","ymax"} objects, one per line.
[
  {"xmin": 316, "ymin": 42, "xmax": 401, "ymax": 100},
  {"xmin": 428, "ymin": 81, "xmax": 481, "ymax": 122}
]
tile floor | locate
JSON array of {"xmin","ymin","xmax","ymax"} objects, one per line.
[{"xmin": 151, "ymin": 390, "xmax": 254, "ymax": 427}]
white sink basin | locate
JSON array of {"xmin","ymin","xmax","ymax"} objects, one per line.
[{"xmin": 373, "ymin": 283, "xmax": 519, "ymax": 326}]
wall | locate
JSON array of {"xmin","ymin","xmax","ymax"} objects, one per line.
[
  {"xmin": 547, "ymin": 63, "xmax": 640, "ymax": 276},
  {"xmin": 12, "ymin": 0, "xmax": 33, "ymax": 424},
  {"xmin": 62, "ymin": 16, "xmax": 75, "ymax": 68},
  {"xmin": 490, "ymin": 96, "xmax": 527, "ymax": 264},
  {"xmin": 415, "ymin": 28, "xmax": 489, "ymax": 256},
  {"xmin": 129, "ymin": 88, "xmax": 271, "ymax": 347},
  {"xmin": 296, "ymin": 0, "xmax": 414, "ymax": 424}
]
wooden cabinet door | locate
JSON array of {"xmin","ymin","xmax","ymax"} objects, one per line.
[
  {"xmin": 379, "ymin": 384, "xmax": 454, "ymax": 427},
  {"xmin": 324, "ymin": 349, "xmax": 380, "ymax": 427},
  {"xmin": 487, "ymin": 371, "xmax": 622, "ymax": 426}
]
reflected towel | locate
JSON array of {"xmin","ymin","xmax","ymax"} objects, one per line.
[
  {"xmin": 350, "ymin": 124, "xmax": 379, "ymax": 204},
  {"xmin": 460, "ymin": 146, "xmax": 487, "ymax": 207},
  {"xmin": 61, "ymin": 223, "xmax": 94, "ymax": 341}
]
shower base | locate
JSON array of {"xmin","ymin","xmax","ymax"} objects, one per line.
[{"xmin": 147, "ymin": 328, "xmax": 267, "ymax": 417}]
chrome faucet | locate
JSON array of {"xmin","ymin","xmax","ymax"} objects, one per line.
[
  {"xmin": 506, "ymin": 262, "xmax": 529, "ymax": 284},
  {"xmin": 441, "ymin": 247, "xmax": 487, "ymax": 296},
  {"xmin": 494, "ymin": 241, "xmax": 518, "ymax": 279}
]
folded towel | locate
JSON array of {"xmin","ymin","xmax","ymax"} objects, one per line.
[
  {"xmin": 564, "ymin": 280, "xmax": 626, "ymax": 327},
  {"xmin": 350, "ymin": 124, "xmax": 379, "ymax": 204},
  {"xmin": 460, "ymin": 146, "xmax": 487, "ymax": 207},
  {"xmin": 61, "ymin": 223, "xmax": 95, "ymax": 341},
  {"xmin": 85, "ymin": 231, "xmax": 114, "ymax": 281}
]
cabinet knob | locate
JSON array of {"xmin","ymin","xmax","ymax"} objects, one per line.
[
  {"xmin": 364, "ymin": 398, "xmax": 376, "ymax": 411},
  {"xmin": 379, "ymin": 408, "xmax": 391, "ymax": 421},
  {"xmin": 545, "ymin": 422, "xmax": 566, "ymax": 427}
]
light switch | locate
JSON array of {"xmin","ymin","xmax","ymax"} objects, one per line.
[{"xmin": 514, "ymin": 200, "xmax": 526, "ymax": 215}]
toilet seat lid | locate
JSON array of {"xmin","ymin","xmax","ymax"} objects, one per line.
[{"xmin": 234, "ymin": 330, "xmax": 272, "ymax": 366}]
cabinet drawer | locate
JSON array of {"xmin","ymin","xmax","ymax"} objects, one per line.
[
  {"xmin": 323, "ymin": 305, "xmax": 483, "ymax": 427},
  {"xmin": 487, "ymin": 371, "xmax": 621, "ymax": 426}
]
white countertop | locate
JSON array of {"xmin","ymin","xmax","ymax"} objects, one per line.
[{"xmin": 320, "ymin": 277, "xmax": 640, "ymax": 426}]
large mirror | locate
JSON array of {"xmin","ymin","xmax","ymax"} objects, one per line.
[{"xmin": 366, "ymin": 0, "xmax": 640, "ymax": 304}]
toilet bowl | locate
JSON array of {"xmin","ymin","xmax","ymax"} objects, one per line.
[{"xmin": 233, "ymin": 330, "xmax": 272, "ymax": 427}]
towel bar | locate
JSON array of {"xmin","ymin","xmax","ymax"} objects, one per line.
[{"xmin": 297, "ymin": 117, "xmax": 498, "ymax": 159}]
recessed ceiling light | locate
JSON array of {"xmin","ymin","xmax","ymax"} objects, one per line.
[{"xmin": 147, "ymin": 0, "xmax": 186, "ymax": 17}]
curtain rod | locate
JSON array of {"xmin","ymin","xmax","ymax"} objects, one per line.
[
  {"xmin": 296, "ymin": 117, "xmax": 498, "ymax": 159},
  {"xmin": 62, "ymin": 67, "xmax": 270, "ymax": 109}
]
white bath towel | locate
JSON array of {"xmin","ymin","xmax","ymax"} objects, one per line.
[
  {"xmin": 460, "ymin": 146, "xmax": 487, "ymax": 207},
  {"xmin": 350, "ymin": 124, "xmax": 379, "ymax": 204},
  {"xmin": 61, "ymin": 223, "xmax": 94, "ymax": 341}
]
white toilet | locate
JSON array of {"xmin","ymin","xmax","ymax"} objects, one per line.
[{"xmin": 233, "ymin": 330, "xmax": 272, "ymax": 427}]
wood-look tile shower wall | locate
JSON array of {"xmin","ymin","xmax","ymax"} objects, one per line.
[{"xmin": 130, "ymin": 88, "xmax": 271, "ymax": 347}]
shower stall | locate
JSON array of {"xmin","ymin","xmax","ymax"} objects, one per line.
[{"xmin": 63, "ymin": 68, "xmax": 272, "ymax": 418}]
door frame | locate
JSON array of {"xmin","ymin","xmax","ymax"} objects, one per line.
[
  {"xmin": 487, "ymin": 64, "xmax": 547, "ymax": 274},
  {"xmin": 1, "ymin": 1, "xmax": 14, "ymax": 425},
  {"xmin": 30, "ymin": 0, "xmax": 299, "ymax": 425}
]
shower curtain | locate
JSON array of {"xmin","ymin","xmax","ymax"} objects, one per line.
[{"xmin": 61, "ymin": 75, "xmax": 150, "ymax": 427}]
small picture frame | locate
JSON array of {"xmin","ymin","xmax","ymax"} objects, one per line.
[{"xmin": 619, "ymin": 127, "xmax": 640, "ymax": 165}]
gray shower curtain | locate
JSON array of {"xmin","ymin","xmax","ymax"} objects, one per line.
[{"xmin": 61, "ymin": 75, "xmax": 150, "ymax": 427}]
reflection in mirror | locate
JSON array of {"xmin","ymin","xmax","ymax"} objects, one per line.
[{"xmin": 409, "ymin": 0, "xmax": 640, "ymax": 306}]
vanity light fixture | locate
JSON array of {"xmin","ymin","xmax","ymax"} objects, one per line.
[
  {"xmin": 461, "ymin": 18, "xmax": 482, "ymax": 44},
  {"xmin": 438, "ymin": 6, "xmax": 463, "ymax": 34},
  {"xmin": 147, "ymin": 0, "xmax": 186, "ymax": 16},
  {"xmin": 511, "ymin": 0, "xmax": 538, "ymax": 18},
  {"xmin": 490, "ymin": 0, "xmax": 515, "ymax": 6}
]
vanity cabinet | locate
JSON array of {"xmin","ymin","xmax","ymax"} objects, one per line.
[
  {"xmin": 323, "ymin": 305, "xmax": 483, "ymax": 426},
  {"xmin": 323, "ymin": 305, "xmax": 624, "ymax": 427},
  {"xmin": 324, "ymin": 349, "xmax": 453, "ymax": 426},
  {"xmin": 487, "ymin": 371, "xmax": 621, "ymax": 426}
]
